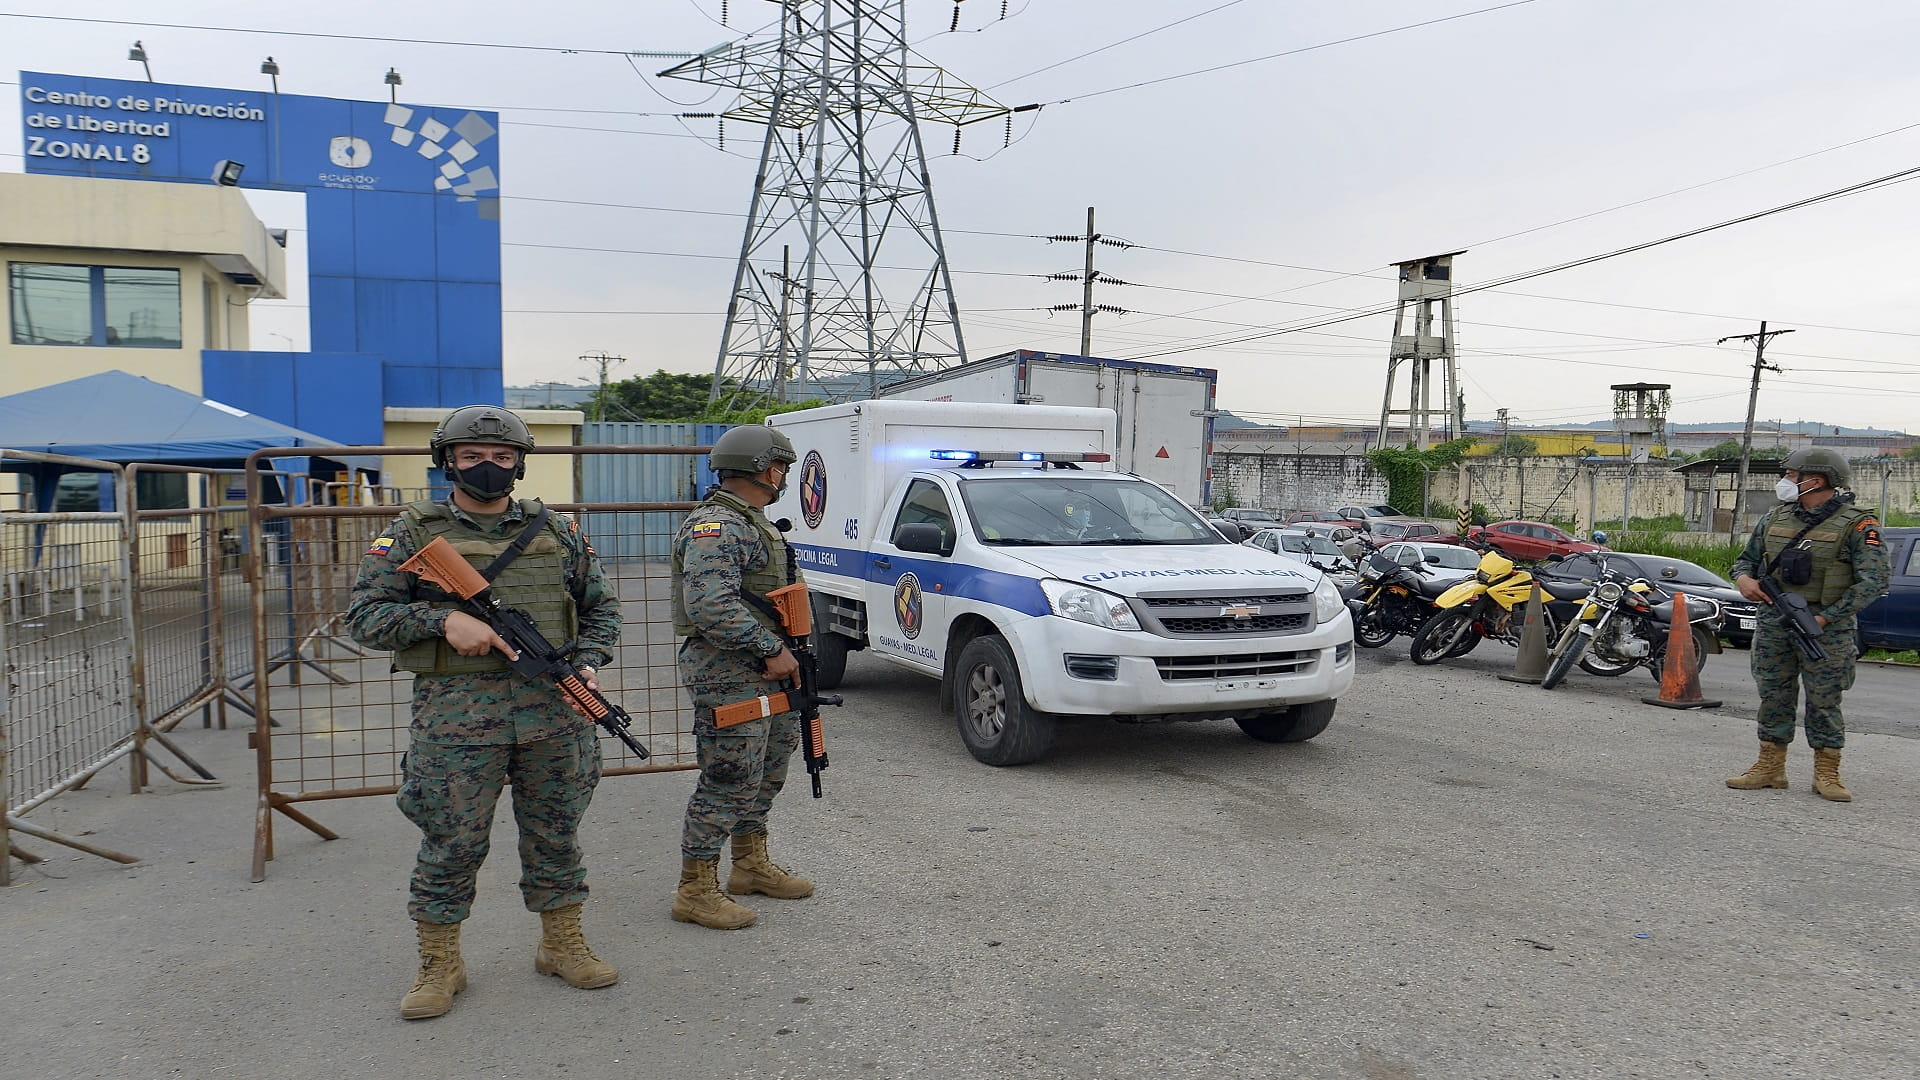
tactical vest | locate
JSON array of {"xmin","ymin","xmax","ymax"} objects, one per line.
[
  {"xmin": 1762, "ymin": 500, "xmax": 1874, "ymax": 609},
  {"xmin": 393, "ymin": 499, "xmax": 578, "ymax": 675},
  {"xmin": 671, "ymin": 489, "xmax": 791, "ymax": 642}
]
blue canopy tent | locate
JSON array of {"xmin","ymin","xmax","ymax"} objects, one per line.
[{"xmin": 0, "ymin": 370, "xmax": 379, "ymax": 511}]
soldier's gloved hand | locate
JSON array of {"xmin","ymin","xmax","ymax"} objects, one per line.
[
  {"xmin": 762, "ymin": 647, "xmax": 799, "ymax": 682},
  {"xmin": 444, "ymin": 610, "xmax": 519, "ymax": 660}
]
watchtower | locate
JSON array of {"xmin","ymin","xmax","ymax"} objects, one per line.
[{"xmin": 1376, "ymin": 251, "xmax": 1463, "ymax": 450}]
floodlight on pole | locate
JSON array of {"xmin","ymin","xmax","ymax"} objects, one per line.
[
  {"xmin": 128, "ymin": 40, "xmax": 153, "ymax": 82},
  {"xmin": 384, "ymin": 67, "xmax": 403, "ymax": 103},
  {"xmin": 261, "ymin": 56, "xmax": 280, "ymax": 93}
]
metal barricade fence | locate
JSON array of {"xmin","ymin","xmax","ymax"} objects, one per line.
[
  {"xmin": 3, "ymin": 450, "xmax": 142, "ymax": 879},
  {"xmin": 247, "ymin": 446, "xmax": 707, "ymax": 881}
]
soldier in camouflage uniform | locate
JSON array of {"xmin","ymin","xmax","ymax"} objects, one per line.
[
  {"xmin": 670, "ymin": 425, "xmax": 814, "ymax": 930},
  {"xmin": 1726, "ymin": 447, "xmax": 1890, "ymax": 802},
  {"xmin": 347, "ymin": 405, "xmax": 623, "ymax": 1019}
]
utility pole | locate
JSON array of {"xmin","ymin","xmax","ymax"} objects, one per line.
[
  {"xmin": 580, "ymin": 351, "xmax": 626, "ymax": 423},
  {"xmin": 1080, "ymin": 206, "xmax": 1097, "ymax": 356},
  {"xmin": 1717, "ymin": 322, "xmax": 1792, "ymax": 540}
]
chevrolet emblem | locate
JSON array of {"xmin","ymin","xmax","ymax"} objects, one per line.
[{"xmin": 1220, "ymin": 604, "xmax": 1260, "ymax": 620}]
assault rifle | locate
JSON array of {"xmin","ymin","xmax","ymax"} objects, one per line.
[
  {"xmin": 397, "ymin": 536, "xmax": 650, "ymax": 758},
  {"xmin": 714, "ymin": 582, "xmax": 842, "ymax": 797},
  {"xmin": 1755, "ymin": 575, "xmax": 1828, "ymax": 662}
]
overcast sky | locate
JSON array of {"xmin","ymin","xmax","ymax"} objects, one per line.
[{"xmin": 5, "ymin": 0, "xmax": 1919, "ymax": 432}]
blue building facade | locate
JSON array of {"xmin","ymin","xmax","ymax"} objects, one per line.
[{"xmin": 19, "ymin": 70, "xmax": 505, "ymax": 438}]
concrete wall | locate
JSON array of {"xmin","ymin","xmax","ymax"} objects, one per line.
[
  {"xmin": 1212, "ymin": 452, "xmax": 1387, "ymax": 513},
  {"xmin": 1210, "ymin": 447, "xmax": 1920, "ymax": 532}
]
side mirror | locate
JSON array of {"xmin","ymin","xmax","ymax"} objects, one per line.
[{"xmin": 894, "ymin": 522, "xmax": 947, "ymax": 555}]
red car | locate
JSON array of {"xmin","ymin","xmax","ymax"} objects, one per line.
[{"xmin": 1469, "ymin": 520, "xmax": 1604, "ymax": 562}]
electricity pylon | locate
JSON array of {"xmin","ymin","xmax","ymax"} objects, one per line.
[{"xmin": 662, "ymin": 0, "xmax": 1006, "ymax": 411}]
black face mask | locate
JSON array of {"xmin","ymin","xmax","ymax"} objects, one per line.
[{"xmin": 452, "ymin": 460, "xmax": 517, "ymax": 501}]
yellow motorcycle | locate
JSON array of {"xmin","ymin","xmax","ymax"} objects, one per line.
[{"xmin": 1407, "ymin": 544, "xmax": 1568, "ymax": 665}]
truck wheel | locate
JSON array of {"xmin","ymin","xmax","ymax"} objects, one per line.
[
  {"xmin": 813, "ymin": 630, "xmax": 850, "ymax": 690},
  {"xmin": 952, "ymin": 636, "xmax": 1056, "ymax": 766},
  {"xmin": 1236, "ymin": 699, "xmax": 1336, "ymax": 743}
]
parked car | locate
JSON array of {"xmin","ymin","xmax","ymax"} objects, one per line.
[
  {"xmin": 1859, "ymin": 526, "xmax": 1919, "ymax": 651},
  {"xmin": 1368, "ymin": 520, "xmax": 1462, "ymax": 545},
  {"xmin": 1376, "ymin": 541, "xmax": 1483, "ymax": 586},
  {"xmin": 1536, "ymin": 550, "xmax": 1755, "ymax": 648},
  {"xmin": 1221, "ymin": 507, "xmax": 1284, "ymax": 528},
  {"xmin": 1335, "ymin": 504, "xmax": 1416, "ymax": 531},
  {"xmin": 1285, "ymin": 510, "xmax": 1349, "ymax": 527},
  {"xmin": 1245, "ymin": 527, "xmax": 1358, "ymax": 588},
  {"xmin": 1469, "ymin": 520, "xmax": 1603, "ymax": 562}
]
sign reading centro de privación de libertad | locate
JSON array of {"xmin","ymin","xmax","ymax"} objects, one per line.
[{"xmin": 18, "ymin": 70, "xmax": 507, "ymax": 409}]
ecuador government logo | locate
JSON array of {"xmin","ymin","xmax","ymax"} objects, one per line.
[
  {"xmin": 893, "ymin": 572, "xmax": 923, "ymax": 640},
  {"xmin": 798, "ymin": 449, "xmax": 828, "ymax": 529}
]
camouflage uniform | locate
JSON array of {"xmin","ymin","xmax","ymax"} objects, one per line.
[
  {"xmin": 347, "ymin": 497, "xmax": 621, "ymax": 924},
  {"xmin": 673, "ymin": 488, "xmax": 802, "ymax": 860},
  {"xmin": 1730, "ymin": 498, "xmax": 1890, "ymax": 749}
]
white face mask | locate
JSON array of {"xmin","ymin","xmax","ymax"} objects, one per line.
[{"xmin": 1775, "ymin": 476, "xmax": 1807, "ymax": 501}]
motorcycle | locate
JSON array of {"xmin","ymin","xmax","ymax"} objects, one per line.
[
  {"xmin": 1407, "ymin": 543, "xmax": 1573, "ymax": 665},
  {"xmin": 1539, "ymin": 555, "xmax": 1723, "ymax": 689},
  {"xmin": 1344, "ymin": 549, "xmax": 1451, "ymax": 648}
]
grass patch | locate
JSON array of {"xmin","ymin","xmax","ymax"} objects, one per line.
[{"xmin": 1864, "ymin": 648, "xmax": 1919, "ymax": 664}]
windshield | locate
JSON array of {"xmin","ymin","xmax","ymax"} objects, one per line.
[
  {"xmin": 961, "ymin": 476, "xmax": 1225, "ymax": 546},
  {"xmin": 1280, "ymin": 534, "xmax": 1342, "ymax": 558},
  {"xmin": 1425, "ymin": 547, "xmax": 1481, "ymax": 570}
]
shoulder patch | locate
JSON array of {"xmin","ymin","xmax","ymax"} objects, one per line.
[
  {"xmin": 690, "ymin": 522, "xmax": 725, "ymax": 540},
  {"xmin": 1861, "ymin": 525, "xmax": 1881, "ymax": 547},
  {"xmin": 367, "ymin": 536, "xmax": 394, "ymax": 556}
]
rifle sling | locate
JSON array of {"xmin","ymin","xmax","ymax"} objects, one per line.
[{"xmin": 478, "ymin": 505, "xmax": 552, "ymax": 583}]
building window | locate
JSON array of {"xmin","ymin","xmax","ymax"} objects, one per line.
[{"xmin": 8, "ymin": 263, "xmax": 182, "ymax": 348}]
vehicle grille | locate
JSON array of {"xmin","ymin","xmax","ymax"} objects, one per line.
[
  {"xmin": 1158, "ymin": 613, "xmax": 1309, "ymax": 634},
  {"xmin": 1154, "ymin": 651, "xmax": 1317, "ymax": 680},
  {"xmin": 1135, "ymin": 592, "xmax": 1314, "ymax": 638}
]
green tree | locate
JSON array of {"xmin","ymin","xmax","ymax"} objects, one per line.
[
  {"xmin": 1492, "ymin": 434, "xmax": 1538, "ymax": 457},
  {"xmin": 697, "ymin": 399, "xmax": 826, "ymax": 425},
  {"xmin": 1900, "ymin": 443, "xmax": 1920, "ymax": 461},
  {"xmin": 586, "ymin": 369, "xmax": 737, "ymax": 422},
  {"xmin": 1702, "ymin": 440, "xmax": 1743, "ymax": 460}
]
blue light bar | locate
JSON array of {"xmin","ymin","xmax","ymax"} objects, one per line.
[
  {"xmin": 930, "ymin": 449, "xmax": 977, "ymax": 461},
  {"xmin": 1015, "ymin": 451, "xmax": 1044, "ymax": 461}
]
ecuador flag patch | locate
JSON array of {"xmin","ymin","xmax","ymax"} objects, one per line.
[
  {"xmin": 367, "ymin": 536, "xmax": 394, "ymax": 556},
  {"xmin": 689, "ymin": 522, "xmax": 724, "ymax": 540}
]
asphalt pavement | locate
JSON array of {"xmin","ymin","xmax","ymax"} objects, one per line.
[{"xmin": 4, "ymin": 642, "xmax": 1916, "ymax": 1079}]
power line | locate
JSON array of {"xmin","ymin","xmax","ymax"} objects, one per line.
[
  {"xmin": 985, "ymin": 1, "xmax": 1251, "ymax": 90},
  {"xmin": 0, "ymin": 12, "xmax": 694, "ymax": 58},
  {"xmin": 1039, "ymin": 0, "xmax": 1546, "ymax": 106},
  {"xmin": 1117, "ymin": 160, "xmax": 1920, "ymax": 361}
]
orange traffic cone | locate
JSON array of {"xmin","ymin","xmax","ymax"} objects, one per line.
[
  {"xmin": 1499, "ymin": 583, "xmax": 1550, "ymax": 684},
  {"xmin": 1644, "ymin": 592, "xmax": 1722, "ymax": 710}
]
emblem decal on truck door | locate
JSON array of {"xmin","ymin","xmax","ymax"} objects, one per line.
[
  {"xmin": 893, "ymin": 572, "xmax": 923, "ymax": 639},
  {"xmin": 799, "ymin": 449, "xmax": 828, "ymax": 529}
]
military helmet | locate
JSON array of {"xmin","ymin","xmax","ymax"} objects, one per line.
[
  {"xmin": 710, "ymin": 425, "xmax": 797, "ymax": 474},
  {"xmin": 430, "ymin": 405, "xmax": 535, "ymax": 472},
  {"xmin": 1782, "ymin": 446, "xmax": 1850, "ymax": 488}
]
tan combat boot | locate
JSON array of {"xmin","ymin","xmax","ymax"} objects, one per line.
[
  {"xmin": 1725, "ymin": 741, "xmax": 1789, "ymax": 790},
  {"xmin": 728, "ymin": 830, "xmax": 815, "ymax": 899},
  {"xmin": 672, "ymin": 857, "xmax": 757, "ymax": 929},
  {"xmin": 535, "ymin": 904, "xmax": 619, "ymax": 989},
  {"xmin": 400, "ymin": 921, "xmax": 467, "ymax": 1020},
  {"xmin": 1812, "ymin": 747, "xmax": 1853, "ymax": 802}
]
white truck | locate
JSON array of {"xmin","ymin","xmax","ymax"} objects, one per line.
[
  {"xmin": 768, "ymin": 399, "xmax": 1354, "ymax": 766},
  {"xmin": 877, "ymin": 350, "xmax": 1218, "ymax": 507}
]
